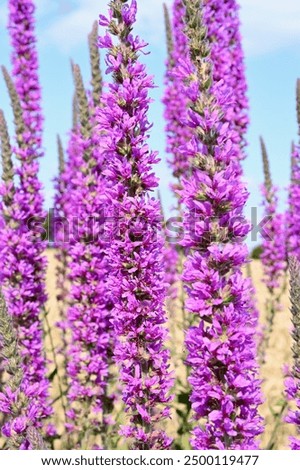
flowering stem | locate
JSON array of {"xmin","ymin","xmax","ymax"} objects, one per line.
[
  {"xmin": 88, "ymin": 21, "xmax": 103, "ymax": 110},
  {"xmin": 259, "ymin": 137, "xmax": 287, "ymax": 363},
  {"xmin": 284, "ymin": 258, "xmax": 300, "ymax": 449},
  {"xmin": 180, "ymin": 0, "xmax": 263, "ymax": 449},
  {"xmin": 99, "ymin": 0, "xmax": 173, "ymax": 449},
  {"xmin": 0, "ymin": 290, "xmax": 45, "ymax": 449}
]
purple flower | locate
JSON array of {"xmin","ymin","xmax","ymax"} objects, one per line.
[
  {"xmin": 0, "ymin": 291, "xmax": 49, "ymax": 449},
  {"xmin": 285, "ymin": 258, "xmax": 300, "ymax": 450},
  {"xmin": 259, "ymin": 138, "xmax": 287, "ymax": 361},
  {"xmin": 54, "ymin": 65, "xmax": 114, "ymax": 448},
  {"xmin": 287, "ymin": 143, "xmax": 300, "ymax": 260},
  {"xmin": 287, "ymin": 81, "xmax": 300, "ymax": 261},
  {"xmin": 179, "ymin": 0, "xmax": 263, "ymax": 449},
  {"xmin": 163, "ymin": 0, "xmax": 194, "ymax": 186},
  {"xmin": 260, "ymin": 140, "xmax": 286, "ymax": 290},
  {"xmin": 0, "ymin": 0, "xmax": 51, "ymax": 438},
  {"xmin": 203, "ymin": 0, "xmax": 249, "ymax": 166},
  {"xmin": 8, "ymin": 0, "xmax": 43, "ymax": 147},
  {"xmin": 98, "ymin": 0, "xmax": 173, "ymax": 450}
]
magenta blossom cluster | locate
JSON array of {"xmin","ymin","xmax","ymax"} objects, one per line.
[
  {"xmin": 53, "ymin": 73, "xmax": 114, "ymax": 444},
  {"xmin": 179, "ymin": 0, "xmax": 262, "ymax": 449},
  {"xmin": 65, "ymin": 129, "xmax": 113, "ymax": 442},
  {"xmin": 285, "ymin": 374, "xmax": 300, "ymax": 450},
  {"xmin": 52, "ymin": 139, "xmax": 69, "ymax": 360},
  {"xmin": 0, "ymin": 0, "xmax": 51, "ymax": 438},
  {"xmin": 260, "ymin": 185, "xmax": 286, "ymax": 291},
  {"xmin": 203, "ymin": 0, "xmax": 249, "ymax": 165},
  {"xmin": 8, "ymin": 0, "xmax": 43, "ymax": 144},
  {"xmin": 53, "ymin": 127, "xmax": 83, "ymax": 348},
  {"xmin": 163, "ymin": 0, "xmax": 194, "ymax": 185},
  {"xmin": 98, "ymin": 0, "xmax": 173, "ymax": 449},
  {"xmin": 287, "ymin": 143, "xmax": 300, "ymax": 261},
  {"xmin": 162, "ymin": 0, "xmax": 192, "ymax": 307},
  {"xmin": 284, "ymin": 258, "xmax": 300, "ymax": 450},
  {"xmin": 0, "ymin": 382, "xmax": 52, "ymax": 449}
]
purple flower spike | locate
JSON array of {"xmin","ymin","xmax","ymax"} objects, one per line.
[
  {"xmin": 8, "ymin": 0, "xmax": 43, "ymax": 148},
  {"xmin": 203, "ymin": 0, "xmax": 249, "ymax": 167},
  {"xmin": 98, "ymin": 0, "xmax": 173, "ymax": 450},
  {"xmin": 54, "ymin": 64, "xmax": 114, "ymax": 448},
  {"xmin": 259, "ymin": 138, "xmax": 287, "ymax": 361},
  {"xmin": 163, "ymin": 0, "xmax": 194, "ymax": 190},
  {"xmin": 287, "ymin": 80, "xmax": 300, "ymax": 261},
  {"xmin": 287, "ymin": 143, "xmax": 300, "ymax": 260},
  {"xmin": 179, "ymin": 0, "xmax": 263, "ymax": 449},
  {"xmin": 285, "ymin": 258, "xmax": 300, "ymax": 450},
  {"xmin": 0, "ymin": 0, "xmax": 51, "ymax": 434}
]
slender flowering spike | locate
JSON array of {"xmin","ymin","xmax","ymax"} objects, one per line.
[
  {"xmin": 98, "ymin": 0, "xmax": 173, "ymax": 449},
  {"xmin": 162, "ymin": 0, "xmax": 189, "ymax": 345},
  {"xmin": 88, "ymin": 21, "xmax": 103, "ymax": 109},
  {"xmin": 8, "ymin": 0, "xmax": 43, "ymax": 147},
  {"xmin": 163, "ymin": 3, "xmax": 254, "ymax": 447},
  {"xmin": 0, "ymin": 290, "xmax": 23, "ymax": 394},
  {"xmin": 297, "ymin": 78, "xmax": 300, "ymax": 130},
  {"xmin": 0, "ymin": 290, "xmax": 45, "ymax": 449},
  {"xmin": 61, "ymin": 62, "xmax": 114, "ymax": 449},
  {"xmin": 26, "ymin": 426, "xmax": 48, "ymax": 450},
  {"xmin": 260, "ymin": 137, "xmax": 286, "ymax": 291},
  {"xmin": 287, "ymin": 145, "xmax": 300, "ymax": 260},
  {"xmin": 0, "ymin": 0, "xmax": 51, "ymax": 429},
  {"xmin": 260, "ymin": 137, "xmax": 272, "ymax": 196},
  {"xmin": 0, "ymin": 110, "xmax": 13, "ymax": 184},
  {"xmin": 164, "ymin": 0, "xmax": 249, "ymax": 190},
  {"xmin": 53, "ymin": 134, "xmax": 69, "ymax": 414},
  {"xmin": 162, "ymin": 4, "xmax": 193, "ymax": 441},
  {"xmin": 178, "ymin": 0, "xmax": 263, "ymax": 449},
  {"xmin": 259, "ymin": 138, "xmax": 287, "ymax": 360},
  {"xmin": 203, "ymin": 0, "xmax": 249, "ymax": 165},
  {"xmin": 163, "ymin": 0, "xmax": 194, "ymax": 186},
  {"xmin": 285, "ymin": 258, "xmax": 300, "ymax": 449},
  {"xmin": 287, "ymin": 82, "xmax": 300, "ymax": 260},
  {"xmin": 158, "ymin": 191, "xmax": 178, "ymax": 301},
  {"xmin": 1, "ymin": 67, "xmax": 26, "ymax": 150},
  {"xmin": 0, "ymin": 110, "xmax": 14, "ymax": 211},
  {"xmin": 163, "ymin": 4, "xmax": 174, "ymax": 64},
  {"xmin": 57, "ymin": 135, "xmax": 65, "ymax": 175},
  {"xmin": 52, "ymin": 129, "xmax": 82, "ymax": 395},
  {"xmin": 72, "ymin": 92, "xmax": 79, "ymax": 130},
  {"xmin": 72, "ymin": 63, "xmax": 92, "ymax": 137}
]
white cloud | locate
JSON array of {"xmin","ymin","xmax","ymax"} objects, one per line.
[
  {"xmin": 239, "ymin": 0, "xmax": 300, "ymax": 56},
  {"xmin": 3, "ymin": 0, "xmax": 299, "ymax": 58},
  {"xmin": 43, "ymin": 0, "xmax": 300, "ymax": 57},
  {"xmin": 42, "ymin": 0, "xmax": 172, "ymax": 52}
]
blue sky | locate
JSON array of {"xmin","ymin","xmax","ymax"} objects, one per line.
[{"xmin": 0, "ymin": 0, "xmax": 299, "ymax": 246}]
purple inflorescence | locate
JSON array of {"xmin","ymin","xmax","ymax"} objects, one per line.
[
  {"xmin": 0, "ymin": 0, "xmax": 51, "ymax": 442},
  {"xmin": 8, "ymin": 0, "xmax": 43, "ymax": 145},
  {"xmin": 287, "ymin": 144, "xmax": 300, "ymax": 261},
  {"xmin": 55, "ymin": 66, "xmax": 114, "ymax": 447},
  {"xmin": 260, "ymin": 138, "xmax": 286, "ymax": 293},
  {"xmin": 285, "ymin": 258, "xmax": 300, "ymax": 450},
  {"xmin": 179, "ymin": 0, "xmax": 263, "ymax": 449},
  {"xmin": 98, "ymin": 0, "xmax": 173, "ymax": 450},
  {"xmin": 287, "ymin": 81, "xmax": 300, "ymax": 261},
  {"xmin": 163, "ymin": 0, "xmax": 195, "ymax": 186},
  {"xmin": 261, "ymin": 187, "xmax": 286, "ymax": 292},
  {"xmin": 203, "ymin": 0, "xmax": 249, "ymax": 165}
]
